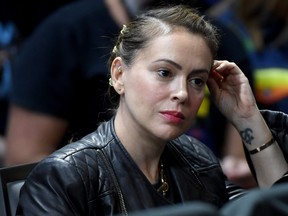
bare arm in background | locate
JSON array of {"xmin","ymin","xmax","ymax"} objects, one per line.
[{"xmin": 5, "ymin": 105, "xmax": 68, "ymax": 165}]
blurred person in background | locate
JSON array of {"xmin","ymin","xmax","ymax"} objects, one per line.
[
  {"xmin": 0, "ymin": 21, "xmax": 19, "ymax": 167},
  {"xmin": 4, "ymin": 0, "xmax": 159, "ymax": 166},
  {"xmin": 210, "ymin": 0, "xmax": 288, "ymax": 117},
  {"xmin": 0, "ymin": 0, "xmax": 80, "ymax": 167}
]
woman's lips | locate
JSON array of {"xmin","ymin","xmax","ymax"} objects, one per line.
[{"xmin": 160, "ymin": 111, "xmax": 185, "ymax": 123}]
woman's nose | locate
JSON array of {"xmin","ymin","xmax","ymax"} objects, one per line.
[{"xmin": 171, "ymin": 80, "xmax": 188, "ymax": 103}]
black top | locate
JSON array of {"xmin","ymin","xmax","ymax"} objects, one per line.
[{"xmin": 10, "ymin": 0, "xmax": 120, "ymax": 143}]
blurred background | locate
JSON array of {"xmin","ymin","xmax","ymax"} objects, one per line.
[{"xmin": 1, "ymin": 0, "xmax": 287, "ymax": 189}]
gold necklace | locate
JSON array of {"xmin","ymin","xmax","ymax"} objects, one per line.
[{"xmin": 157, "ymin": 160, "xmax": 169, "ymax": 196}]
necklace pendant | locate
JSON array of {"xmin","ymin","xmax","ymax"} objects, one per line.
[
  {"xmin": 161, "ymin": 182, "xmax": 169, "ymax": 196},
  {"xmin": 157, "ymin": 159, "xmax": 169, "ymax": 196},
  {"xmin": 157, "ymin": 181, "xmax": 169, "ymax": 196}
]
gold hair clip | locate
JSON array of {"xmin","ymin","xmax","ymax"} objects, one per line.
[
  {"xmin": 120, "ymin": 25, "xmax": 127, "ymax": 34},
  {"xmin": 112, "ymin": 46, "xmax": 117, "ymax": 53}
]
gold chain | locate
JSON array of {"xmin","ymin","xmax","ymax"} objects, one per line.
[{"xmin": 157, "ymin": 160, "xmax": 169, "ymax": 196}]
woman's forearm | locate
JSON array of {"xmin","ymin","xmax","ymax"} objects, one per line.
[{"xmin": 235, "ymin": 112, "xmax": 288, "ymax": 188}]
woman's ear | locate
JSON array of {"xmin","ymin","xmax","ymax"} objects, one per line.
[{"xmin": 110, "ymin": 57, "xmax": 125, "ymax": 94}]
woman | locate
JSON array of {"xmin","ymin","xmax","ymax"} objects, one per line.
[{"xmin": 17, "ymin": 5, "xmax": 288, "ymax": 215}]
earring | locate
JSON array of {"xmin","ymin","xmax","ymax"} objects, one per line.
[
  {"xmin": 118, "ymin": 66, "xmax": 122, "ymax": 72},
  {"xmin": 109, "ymin": 78, "xmax": 113, "ymax": 86}
]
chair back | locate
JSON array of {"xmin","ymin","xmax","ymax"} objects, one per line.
[{"xmin": 0, "ymin": 163, "xmax": 37, "ymax": 216}]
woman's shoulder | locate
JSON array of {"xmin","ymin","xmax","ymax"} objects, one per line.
[
  {"xmin": 31, "ymin": 120, "xmax": 114, "ymax": 175},
  {"xmin": 169, "ymin": 134, "xmax": 220, "ymax": 168},
  {"xmin": 33, "ymin": 139, "xmax": 102, "ymax": 180}
]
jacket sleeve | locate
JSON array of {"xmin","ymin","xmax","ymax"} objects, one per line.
[
  {"xmin": 16, "ymin": 158, "xmax": 88, "ymax": 216},
  {"xmin": 244, "ymin": 109, "xmax": 288, "ymax": 185}
]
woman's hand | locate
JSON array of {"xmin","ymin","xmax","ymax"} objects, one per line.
[
  {"xmin": 208, "ymin": 60, "xmax": 288, "ymax": 188},
  {"xmin": 207, "ymin": 60, "xmax": 258, "ymax": 125}
]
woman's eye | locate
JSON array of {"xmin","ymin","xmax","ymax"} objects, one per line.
[
  {"xmin": 189, "ymin": 78, "xmax": 205, "ymax": 87},
  {"xmin": 158, "ymin": 69, "xmax": 171, "ymax": 78}
]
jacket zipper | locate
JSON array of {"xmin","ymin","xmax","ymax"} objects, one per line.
[{"xmin": 97, "ymin": 149, "xmax": 128, "ymax": 215}]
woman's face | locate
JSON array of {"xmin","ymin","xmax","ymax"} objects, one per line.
[{"xmin": 117, "ymin": 29, "xmax": 213, "ymax": 142}]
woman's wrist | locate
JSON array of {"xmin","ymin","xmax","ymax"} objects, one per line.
[
  {"xmin": 234, "ymin": 111, "xmax": 273, "ymax": 151},
  {"xmin": 248, "ymin": 140, "xmax": 288, "ymax": 188},
  {"xmin": 248, "ymin": 137, "xmax": 275, "ymax": 155}
]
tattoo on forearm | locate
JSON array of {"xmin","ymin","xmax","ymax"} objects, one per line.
[{"xmin": 240, "ymin": 128, "xmax": 254, "ymax": 145}]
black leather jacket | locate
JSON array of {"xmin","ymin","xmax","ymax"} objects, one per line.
[{"xmin": 17, "ymin": 110, "xmax": 288, "ymax": 215}]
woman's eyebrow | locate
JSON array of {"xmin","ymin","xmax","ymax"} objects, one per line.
[
  {"xmin": 191, "ymin": 69, "xmax": 209, "ymax": 74},
  {"xmin": 152, "ymin": 59, "xmax": 209, "ymax": 74},
  {"xmin": 153, "ymin": 59, "xmax": 182, "ymax": 70}
]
